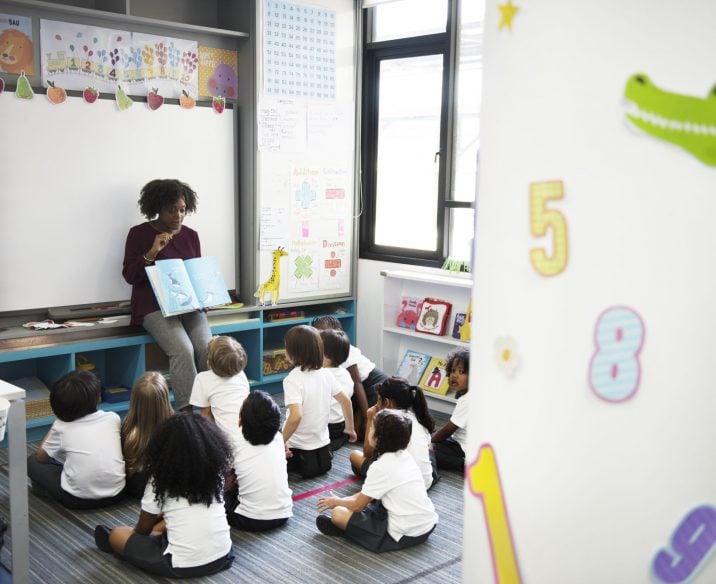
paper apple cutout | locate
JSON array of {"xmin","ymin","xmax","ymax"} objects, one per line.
[
  {"xmin": 147, "ymin": 88, "xmax": 164, "ymax": 110},
  {"xmin": 83, "ymin": 86, "xmax": 98, "ymax": 104}
]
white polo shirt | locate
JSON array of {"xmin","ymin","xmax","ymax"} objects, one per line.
[
  {"xmin": 405, "ymin": 410, "xmax": 434, "ymax": 489},
  {"xmin": 233, "ymin": 432, "xmax": 293, "ymax": 521},
  {"xmin": 325, "ymin": 366, "xmax": 354, "ymax": 424},
  {"xmin": 450, "ymin": 393, "xmax": 469, "ymax": 454},
  {"xmin": 189, "ymin": 369, "xmax": 250, "ymax": 452},
  {"xmin": 362, "ymin": 450, "xmax": 438, "ymax": 541},
  {"xmin": 283, "ymin": 367, "xmax": 341, "ymax": 450},
  {"xmin": 341, "ymin": 345, "xmax": 376, "ymax": 381},
  {"xmin": 42, "ymin": 410, "xmax": 125, "ymax": 499},
  {"xmin": 142, "ymin": 483, "xmax": 232, "ymax": 568}
]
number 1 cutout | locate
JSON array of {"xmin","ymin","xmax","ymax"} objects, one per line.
[
  {"xmin": 530, "ymin": 180, "xmax": 568, "ymax": 276},
  {"xmin": 467, "ymin": 444, "xmax": 523, "ymax": 584}
]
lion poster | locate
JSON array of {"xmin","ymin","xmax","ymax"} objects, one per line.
[{"xmin": 0, "ymin": 14, "xmax": 34, "ymax": 75}]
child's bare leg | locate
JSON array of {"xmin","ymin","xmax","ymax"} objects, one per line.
[
  {"xmin": 331, "ymin": 506, "xmax": 353, "ymax": 531},
  {"xmin": 349, "ymin": 450, "xmax": 366, "ymax": 476},
  {"xmin": 108, "ymin": 526, "xmax": 135, "ymax": 555}
]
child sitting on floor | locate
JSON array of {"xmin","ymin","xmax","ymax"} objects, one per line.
[
  {"xmin": 312, "ymin": 315, "xmax": 388, "ymax": 436},
  {"xmin": 431, "ymin": 348, "xmax": 470, "ymax": 470},
  {"xmin": 282, "ymin": 324, "xmax": 356, "ymax": 479},
  {"xmin": 228, "ymin": 391, "xmax": 293, "ymax": 531},
  {"xmin": 190, "ymin": 335, "xmax": 250, "ymax": 454},
  {"xmin": 349, "ymin": 376, "xmax": 437, "ymax": 489},
  {"xmin": 94, "ymin": 414, "xmax": 235, "ymax": 578},
  {"xmin": 316, "ymin": 409, "xmax": 438, "ymax": 552},
  {"xmin": 319, "ymin": 328, "xmax": 355, "ymax": 451},
  {"xmin": 121, "ymin": 371, "xmax": 174, "ymax": 499},
  {"xmin": 27, "ymin": 370, "xmax": 126, "ymax": 509}
]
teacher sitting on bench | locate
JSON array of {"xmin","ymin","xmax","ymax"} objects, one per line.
[{"xmin": 122, "ymin": 178, "xmax": 211, "ymax": 413}]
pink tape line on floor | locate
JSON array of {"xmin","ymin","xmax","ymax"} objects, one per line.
[{"xmin": 292, "ymin": 476, "xmax": 360, "ymax": 502}]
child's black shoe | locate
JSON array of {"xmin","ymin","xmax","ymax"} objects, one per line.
[
  {"xmin": 94, "ymin": 525, "xmax": 112, "ymax": 553},
  {"xmin": 316, "ymin": 514, "xmax": 342, "ymax": 536}
]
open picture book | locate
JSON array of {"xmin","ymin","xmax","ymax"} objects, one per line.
[{"xmin": 145, "ymin": 256, "xmax": 231, "ymax": 317}]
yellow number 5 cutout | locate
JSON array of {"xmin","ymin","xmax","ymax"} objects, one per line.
[{"xmin": 530, "ymin": 180, "xmax": 568, "ymax": 276}]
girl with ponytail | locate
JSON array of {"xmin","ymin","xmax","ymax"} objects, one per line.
[{"xmin": 349, "ymin": 376, "xmax": 438, "ymax": 489}]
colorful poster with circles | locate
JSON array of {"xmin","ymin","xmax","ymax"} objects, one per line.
[
  {"xmin": 40, "ymin": 21, "xmax": 198, "ymax": 97},
  {"xmin": 0, "ymin": 14, "xmax": 34, "ymax": 75},
  {"xmin": 198, "ymin": 46, "xmax": 238, "ymax": 99},
  {"xmin": 319, "ymin": 241, "xmax": 347, "ymax": 290},
  {"xmin": 589, "ymin": 306, "xmax": 645, "ymax": 402}
]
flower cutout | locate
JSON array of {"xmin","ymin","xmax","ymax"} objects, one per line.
[{"xmin": 494, "ymin": 336, "xmax": 520, "ymax": 378}]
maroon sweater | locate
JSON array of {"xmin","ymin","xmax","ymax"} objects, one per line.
[{"xmin": 122, "ymin": 222, "xmax": 201, "ymax": 325}]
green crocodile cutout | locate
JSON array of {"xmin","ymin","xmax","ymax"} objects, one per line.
[{"xmin": 623, "ymin": 74, "xmax": 716, "ymax": 166}]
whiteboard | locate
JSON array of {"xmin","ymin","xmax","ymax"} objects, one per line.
[
  {"xmin": 254, "ymin": 0, "xmax": 356, "ymax": 304},
  {"xmin": 0, "ymin": 94, "xmax": 236, "ymax": 313}
]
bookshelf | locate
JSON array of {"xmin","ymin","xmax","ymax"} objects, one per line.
[{"xmin": 380, "ymin": 269, "xmax": 472, "ymax": 414}]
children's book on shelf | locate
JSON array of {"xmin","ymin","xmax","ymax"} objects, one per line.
[
  {"xmin": 395, "ymin": 349, "xmax": 431, "ymax": 385},
  {"xmin": 395, "ymin": 296, "xmax": 422, "ymax": 330},
  {"xmin": 415, "ymin": 298, "xmax": 452, "ymax": 336},
  {"xmin": 146, "ymin": 256, "xmax": 231, "ymax": 317},
  {"xmin": 418, "ymin": 356, "xmax": 450, "ymax": 395}
]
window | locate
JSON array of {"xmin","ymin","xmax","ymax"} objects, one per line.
[{"xmin": 360, "ymin": 0, "xmax": 483, "ymax": 268}]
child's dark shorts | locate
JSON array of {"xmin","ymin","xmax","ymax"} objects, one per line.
[
  {"xmin": 344, "ymin": 500, "xmax": 435, "ymax": 553},
  {"xmin": 123, "ymin": 532, "xmax": 234, "ymax": 578}
]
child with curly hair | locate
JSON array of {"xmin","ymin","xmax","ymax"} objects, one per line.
[
  {"xmin": 94, "ymin": 414, "xmax": 235, "ymax": 578},
  {"xmin": 431, "ymin": 348, "xmax": 470, "ymax": 470}
]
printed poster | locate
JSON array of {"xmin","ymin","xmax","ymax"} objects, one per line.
[
  {"xmin": 319, "ymin": 240, "xmax": 348, "ymax": 290},
  {"xmin": 263, "ymin": 0, "xmax": 336, "ymax": 100},
  {"xmin": 0, "ymin": 14, "xmax": 34, "ymax": 74},
  {"xmin": 40, "ymin": 21, "xmax": 198, "ymax": 97},
  {"xmin": 198, "ymin": 46, "xmax": 238, "ymax": 99},
  {"xmin": 288, "ymin": 243, "xmax": 319, "ymax": 293}
]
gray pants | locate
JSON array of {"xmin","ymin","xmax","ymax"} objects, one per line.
[{"xmin": 142, "ymin": 310, "xmax": 211, "ymax": 410}]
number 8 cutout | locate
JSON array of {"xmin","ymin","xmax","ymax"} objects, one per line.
[{"xmin": 589, "ymin": 306, "xmax": 645, "ymax": 402}]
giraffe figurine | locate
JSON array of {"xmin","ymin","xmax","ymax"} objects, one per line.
[{"xmin": 254, "ymin": 247, "xmax": 288, "ymax": 306}]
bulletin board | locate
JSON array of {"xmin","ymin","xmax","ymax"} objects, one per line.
[
  {"xmin": 0, "ymin": 95, "xmax": 237, "ymax": 313},
  {"xmin": 253, "ymin": 0, "xmax": 356, "ymax": 304}
]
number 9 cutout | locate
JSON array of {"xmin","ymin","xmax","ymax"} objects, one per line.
[{"xmin": 589, "ymin": 306, "xmax": 645, "ymax": 402}]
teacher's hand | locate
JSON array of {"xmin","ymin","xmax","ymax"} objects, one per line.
[{"xmin": 150, "ymin": 232, "xmax": 173, "ymax": 256}]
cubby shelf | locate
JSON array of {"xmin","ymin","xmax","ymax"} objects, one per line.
[{"xmin": 0, "ymin": 298, "xmax": 355, "ymax": 442}]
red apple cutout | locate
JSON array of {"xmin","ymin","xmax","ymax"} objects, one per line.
[
  {"xmin": 83, "ymin": 86, "xmax": 98, "ymax": 104},
  {"xmin": 212, "ymin": 96, "xmax": 225, "ymax": 114},
  {"xmin": 147, "ymin": 88, "xmax": 164, "ymax": 110}
]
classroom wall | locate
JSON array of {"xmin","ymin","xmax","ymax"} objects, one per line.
[{"xmin": 464, "ymin": 1, "xmax": 716, "ymax": 583}]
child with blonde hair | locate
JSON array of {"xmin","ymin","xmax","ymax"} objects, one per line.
[
  {"xmin": 190, "ymin": 335, "xmax": 250, "ymax": 453},
  {"xmin": 282, "ymin": 325, "xmax": 356, "ymax": 478},
  {"xmin": 121, "ymin": 371, "xmax": 174, "ymax": 499}
]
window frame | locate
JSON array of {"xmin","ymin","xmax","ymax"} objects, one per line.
[{"xmin": 359, "ymin": 0, "xmax": 473, "ymax": 267}]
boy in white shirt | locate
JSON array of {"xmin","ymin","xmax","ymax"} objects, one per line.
[
  {"xmin": 190, "ymin": 335, "xmax": 250, "ymax": 454},
  {"xmin": 229, "ymin": 391, "xmax": 293, "ymax": 531},
  {"xmin": 27, "ymin": 370, "xmax": 126, "ymax": 509},
  {"xmin": 319, "ymin": 328, "xmax": 354, "ymax": 451}
]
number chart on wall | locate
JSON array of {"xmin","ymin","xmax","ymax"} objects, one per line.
[{"xmin": 254, "ymin": 0, "xmax": 356, "ymax": 305}]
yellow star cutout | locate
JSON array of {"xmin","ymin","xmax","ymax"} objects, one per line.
[{"xmin": 498, "ymin": 0, "xmax": 520, "ymax": 31}]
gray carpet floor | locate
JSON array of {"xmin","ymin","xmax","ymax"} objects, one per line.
[{"xmin": 0, "ymin": 412, "xmax": 464, "ymax": 583}]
